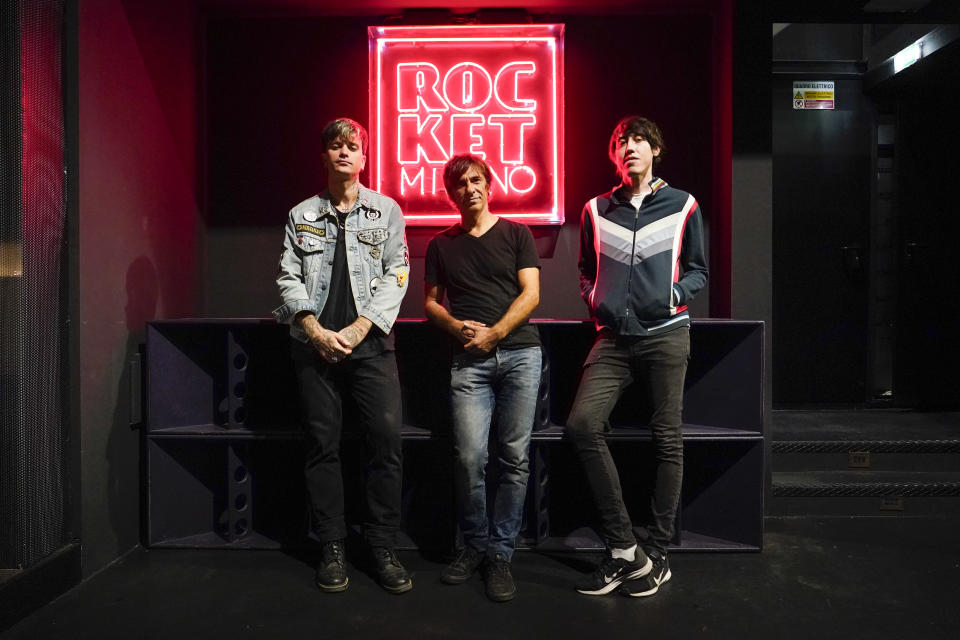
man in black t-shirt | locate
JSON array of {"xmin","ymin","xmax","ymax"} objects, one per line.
[{"xmin": 424, "ymin": 154, "xmax": 541, "ymax": 602}]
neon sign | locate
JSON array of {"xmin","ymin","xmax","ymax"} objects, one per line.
[{"xmin": 369, "ymin": 24, "xmax": 565, "ymax": 225}]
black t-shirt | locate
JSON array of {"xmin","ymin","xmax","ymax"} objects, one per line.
[
  {"xmin": 424, "ymin": 217, "xmax": 541, "ymax": 349},
  {"xmin": 317, "ymin": 209, "xmax": 391, "ymax": 358}
]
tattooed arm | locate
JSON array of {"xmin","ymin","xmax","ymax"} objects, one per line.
[
  {"xmin": 336, "ymin": 316, "xmax": 373, "ymax": 350},
  {"xmin": 297, "ymin": 312, "xmax": 353, "ymax": 364}
]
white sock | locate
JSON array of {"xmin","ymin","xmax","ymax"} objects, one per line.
[{"xmin": 610, "ymin": 544, "xmax": 637, "ymax": 562}]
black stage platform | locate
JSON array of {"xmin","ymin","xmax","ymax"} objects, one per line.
[{"xmin": 4, "ymin": 517, "xmax": 958, "ymax": 640}]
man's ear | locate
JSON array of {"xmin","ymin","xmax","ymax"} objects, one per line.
[{"xmin": 652, "ymin": 147, "xmax": 661, "ymax": 157}]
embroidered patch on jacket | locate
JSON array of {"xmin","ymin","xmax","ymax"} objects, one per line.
[
  {"xmin": 357, "ymin": 228, "xmax": 387, "ymax": 245},
  {"xmin": 295, "ymin": 223, "xmax": 325, "ymax": 236},
  {"xmin": 365, "ymin": 209, "xmax": 382, "ymax": 221},
  {"xmin": 297, "ymin": 234, "xmax": 322, "ymax": 250},
  {"xmin": 396, "ymin": 267, "xmax": 408, "ymax": 287},
  {"xmin": 303, "ymin": 210, "xmax": 318, "ymax": 222},
  {"xmin": 369, "ymin": 247, "xmax": 381, "ymax": 260},
  {"xmin": 402, "ymin": 248, "xmax": 409, "ymax": 265}
]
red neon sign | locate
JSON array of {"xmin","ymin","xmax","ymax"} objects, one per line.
[{"xmin": 369, "ymin": 24, "xmax": 565, "ymax": 225}]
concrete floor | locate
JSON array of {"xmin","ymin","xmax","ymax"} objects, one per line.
[{"xmin": 3, "ymin": 516, "xmax": 959, "ymax": 640}]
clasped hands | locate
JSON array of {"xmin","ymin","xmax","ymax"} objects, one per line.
[
  {"xmin": 302, "ymin": 314, "xmax": 370, "ymax": 365},
  {"xmin": 459, "ymin": 320, "xmax": 502, "ymax": 355},
  {"xmin": 308, "ymin": 327, "xmax": 355, "ymax": 364}
]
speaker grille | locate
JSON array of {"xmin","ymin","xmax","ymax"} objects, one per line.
[{"xmin": 0, "ymin": 0, "xmax": 67, "ymax": 570}]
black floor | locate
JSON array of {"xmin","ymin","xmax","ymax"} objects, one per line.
[
  {"xmin": 4, "ymin": 516, "xmax": 959, "ymax": 640},
  {"xmin": 770, "ymin": 409, "xmax": 960, "ymax": 440}
]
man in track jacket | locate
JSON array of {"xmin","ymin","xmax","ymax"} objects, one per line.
[{"xmin": 567, "ymin": 115, "xmax": 707, "ymax": 598}]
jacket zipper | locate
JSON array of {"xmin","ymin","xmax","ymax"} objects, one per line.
[{"xmin": 623, "ymin": 198, "xmax": 642, "ymax": 327}]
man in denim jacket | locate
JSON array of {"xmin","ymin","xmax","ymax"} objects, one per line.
[{"xmin": 274, "ymin": 118, "xmax": 411, "ymax": 594}]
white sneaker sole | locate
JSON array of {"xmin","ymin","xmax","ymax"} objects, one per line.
[
  {"xmin": 576, "ymin": 555, "xmax": 653, "ymax": 595},
  {"xmin": 622, "ymin": 568, "xmax": 672, "ymax": 597}
]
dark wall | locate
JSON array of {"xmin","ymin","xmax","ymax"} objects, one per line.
[
  {"xmin": 885, "ymin": 43, "xmax": 960, "ymax": 408},
  {"xmin": 772, "ymin": 76, "xmax": 873, "ymax": 404},
  {"xmin": 730, "ymin": 0, "xmax": 772, "ymax": 489},
  {"xmin": 772, "ymin": 23, "xmax": 862, "ymax": 61},
  {"xmin": 203, "ymin": 13, "xmax": 723, "ymax": 321},
  {"xmin": 78, "ymin": 0, "xmax": 200, "ymax": 576},
  {"xmin": 731, "ymin": 1, "xmax": 771, "ymax": 325},
  {"xmin": 769, "ymin": 24, "xmax": 960, "ymax": 407}
]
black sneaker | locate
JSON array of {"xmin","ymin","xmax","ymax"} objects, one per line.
[
  {"xmin": 483, "ymin": 553, "xmax": 516, "ymax": 602},
  {"xmin": 440, "ymin": 546, "xmax": 484, "ymax": 585},
  {"xmin": 575, "ymin": 550, "xmax": 652, "ymax": 596},
  {"xmin": 618, "ymin": 551, "xmax": 671, "ymax": 597},
  {"xmin": 315, "ymin": 539, "xmax": 348, "ymax": 593},
  {"xmin": 371, "ymin": 547, "xmax": 413, "ymax": 594}
]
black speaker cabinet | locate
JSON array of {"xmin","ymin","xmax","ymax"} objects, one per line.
[{"xmin": 146, "ymin": 319, "xmax": 763, "ymax": 552}]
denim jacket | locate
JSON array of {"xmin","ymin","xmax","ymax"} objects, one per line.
[{"xmin": 273, "ymin": 185, "xmax": 410, "ymax": 342}]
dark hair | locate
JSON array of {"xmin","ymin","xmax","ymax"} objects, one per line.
[
  {"xmin": 442, "ymin": 154, "xmax": 493, "ymax": 203},
  {"xmin": 608, "ymin": 115, "xmax": 666, "ymax": 168},
  {"xmin": 321, "ymin": 118, "xmax": 368, "ymax": 153}
]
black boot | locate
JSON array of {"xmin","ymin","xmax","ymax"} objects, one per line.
[
  {"xmin": 371, "ymin": 547, "xmax": 413, "ymax": 594},
  {"xmin": 440, "ymin": 546, "xmax": 484, "ymax": 585},
  {"xmin": 484, "ymin": 553, "xmax": 516, "ymax": 602},
  {"xmin": 315, "ymin": 540, "xmax": 348, "ymax": 593}
]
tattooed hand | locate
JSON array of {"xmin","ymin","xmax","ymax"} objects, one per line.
[
  {"xmin": 309, "ymin": 327, "xmax": 352, "ymax": 364},
  {"xmin": 338, "ymin": 325, "xmax": 363, "ymax": 348},
  {"xmin": 298, "ymin": 312, "xmax": 351, "ymax": 364},
  {"xmin": 336, "ymin": 317, "xmax": 373, "ymax": 350}
]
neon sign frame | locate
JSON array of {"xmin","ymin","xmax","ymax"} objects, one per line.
[{"xmin": 369, "ymin": 24, "xmax": 565, "ymax": 226}]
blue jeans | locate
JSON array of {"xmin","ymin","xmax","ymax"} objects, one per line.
[{"xmin": 449, "ymin": 346, "xmax": 542, "ymax": 560}]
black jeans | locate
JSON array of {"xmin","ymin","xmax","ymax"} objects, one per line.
[
  {"xmin": 565, "ymin": 326, "xmax": 690, "ymax": 555},
  {"xmin": 292, "ymin": 340, "xmax": 403, "ymax": 548}
]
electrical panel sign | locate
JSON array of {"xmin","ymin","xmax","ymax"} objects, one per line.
[
  {"xmin": 793, "ymin": 81, "xmax": 835, "ymax": 110},
  {"xmin": 369, "ymin": 24, "xmax": 565, "ymax": 225}
]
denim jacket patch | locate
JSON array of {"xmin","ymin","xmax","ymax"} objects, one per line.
[{"xmin": 273, "ymin": 186, "xmax": 409, "ymax": 341}]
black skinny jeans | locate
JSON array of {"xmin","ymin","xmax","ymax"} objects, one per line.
[
  {"xmin": 292, "ymin": 340, "xmax": 403, "ymax": 548},
  {"xmin": 565, "ymin": 326, "xmax": 690, "ymax": 555}
]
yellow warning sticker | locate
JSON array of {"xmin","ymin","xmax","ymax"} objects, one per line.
[{"xmin": 793, "ymin": 81, "xmax": 834, "ymax": 110}]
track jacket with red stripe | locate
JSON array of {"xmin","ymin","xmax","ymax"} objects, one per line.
[{"xmin": 578, "ymin": 178, "xmax": 708, "ymax": 336}]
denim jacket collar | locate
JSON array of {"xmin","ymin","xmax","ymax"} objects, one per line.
[{"xmin": 315, "ymin": 185, "xmax": 382, "ymax": 219}]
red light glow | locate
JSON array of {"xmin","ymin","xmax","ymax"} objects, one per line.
[{"xmin": 369, "ymin": 24, "xmax": 564, "ymax": 225}]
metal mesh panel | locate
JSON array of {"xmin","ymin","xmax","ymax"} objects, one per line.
[{"xmin": 0, "ymin": 0, "xmax": 67, "ymax": 570}]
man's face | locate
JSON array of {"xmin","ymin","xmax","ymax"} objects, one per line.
[
  {"xmin": 450, "ymin": 165, "xmax": 490, "ymax": 216},
  {"xmin": 322, "ymin": 133, "xmax": 365, "ymax": 179},
  {"xmin": 615, "ymin": 131, "xmax": 660, "ymax": 181}
]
